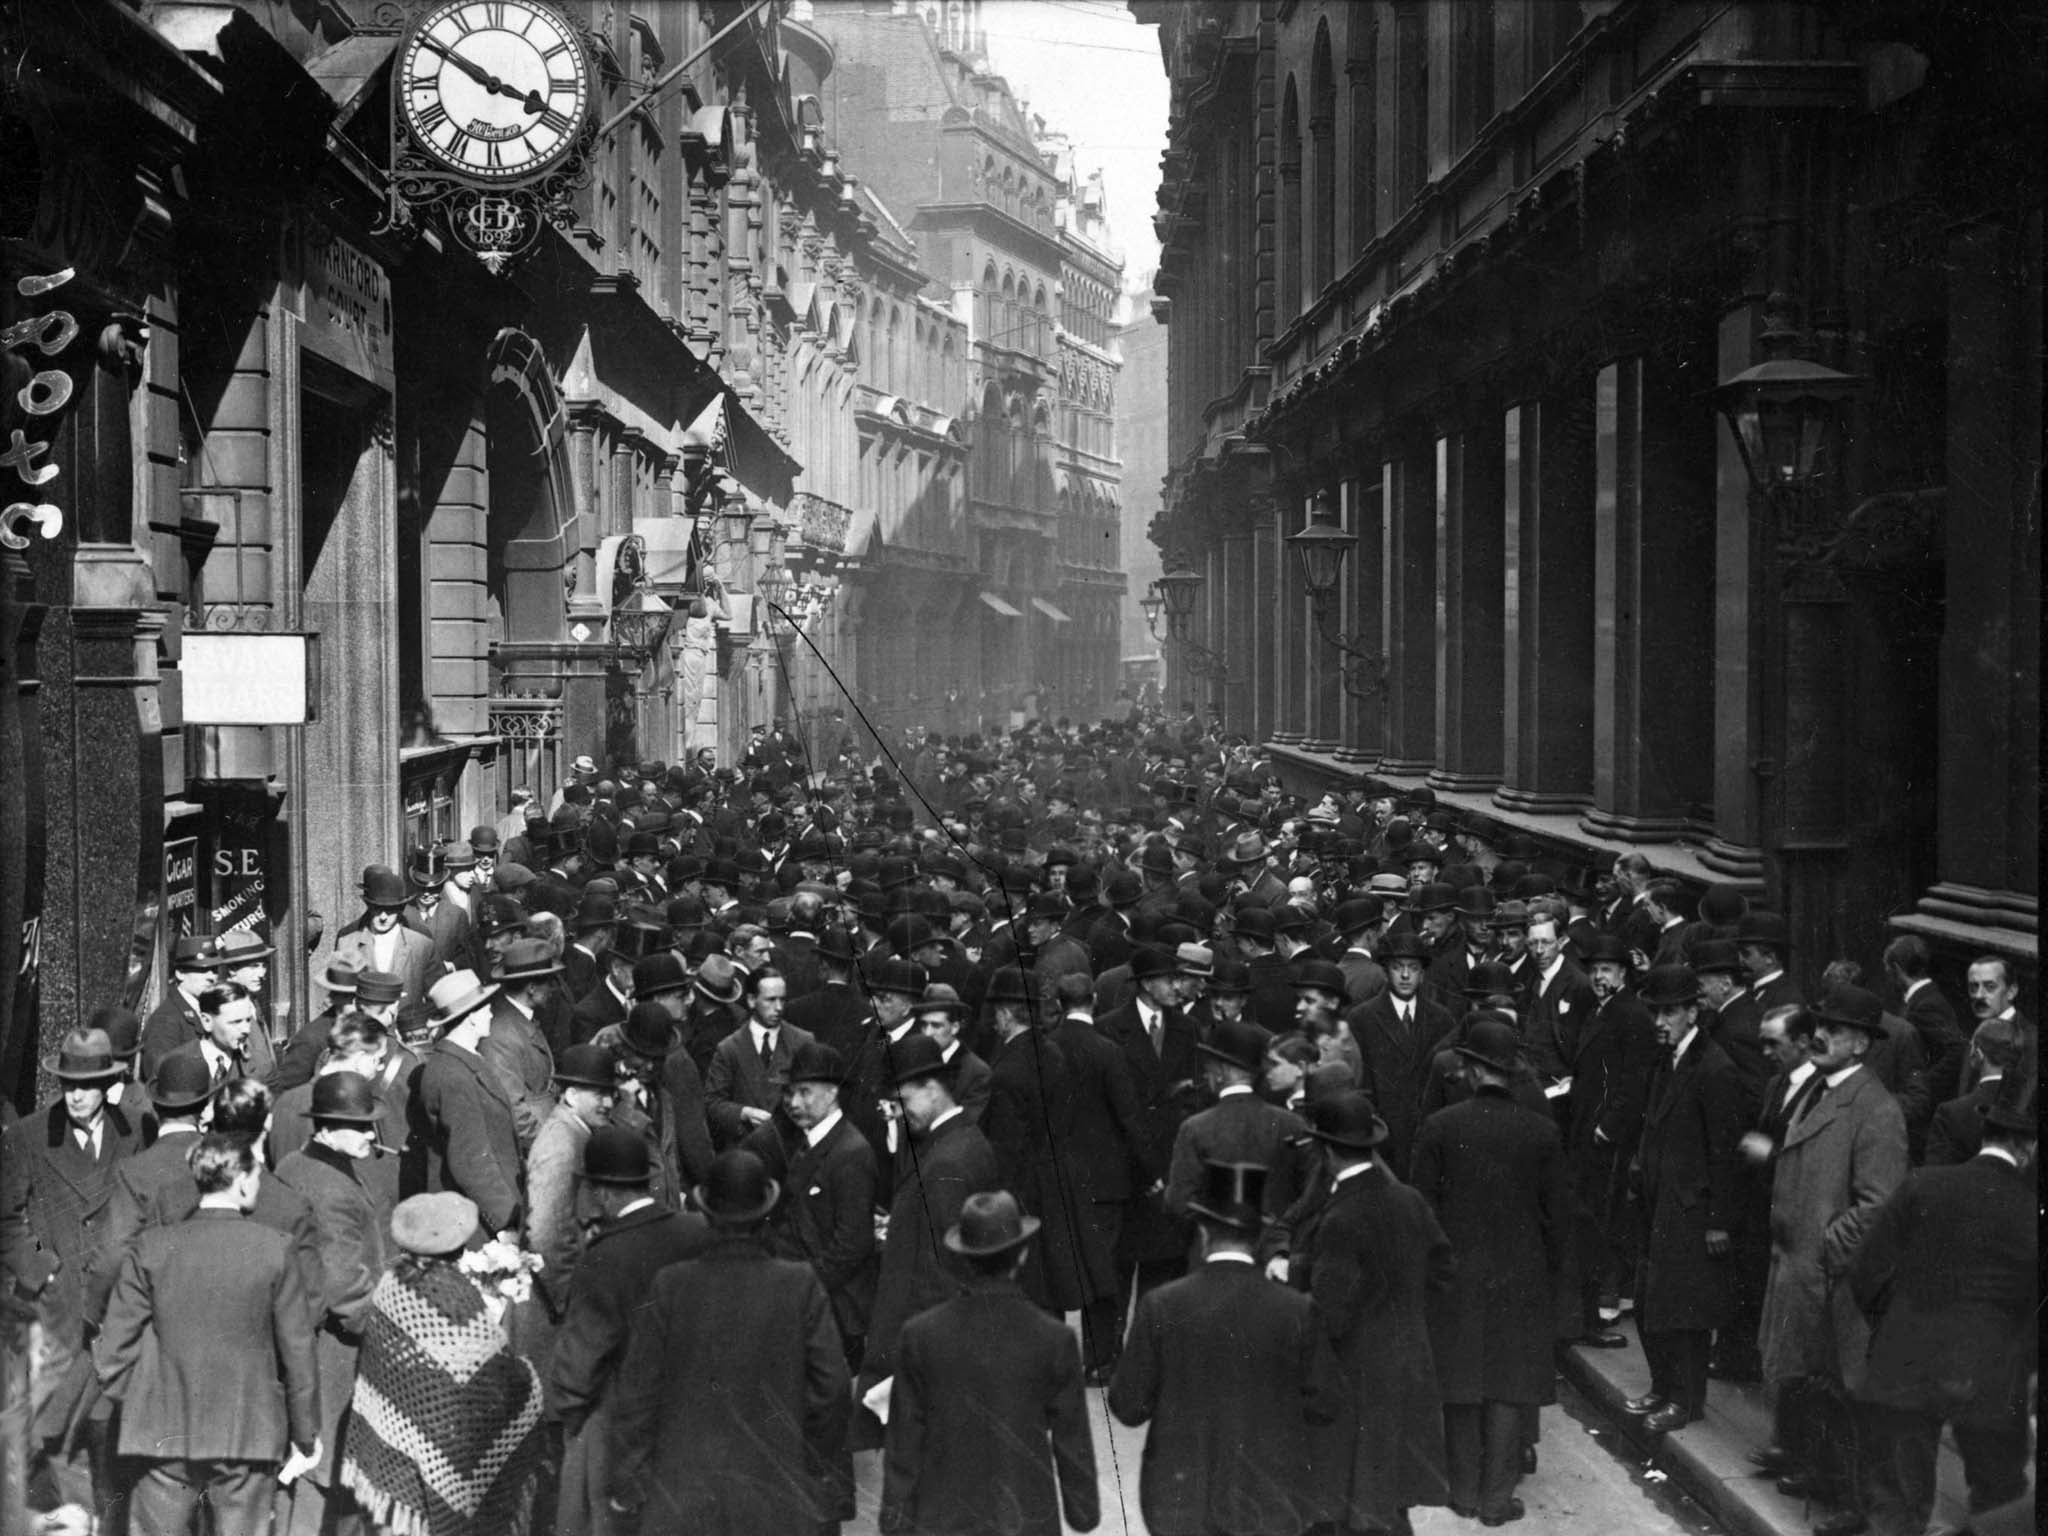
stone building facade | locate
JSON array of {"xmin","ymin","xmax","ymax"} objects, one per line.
[{"xmin": 1135, "ymin": 0, "xmax": 2038, "ymax": 986}]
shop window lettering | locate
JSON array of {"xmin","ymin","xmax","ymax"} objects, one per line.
[{"xmin": 1, "ymin": 266, "xmax": 78, "ymax": 550}]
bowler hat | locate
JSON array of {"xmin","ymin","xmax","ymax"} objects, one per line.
[
  {"xmin": 1689, "ymin": 938, "xmax": 1744, "ymax": 976},
  {"xmin": 150, "ymin": 1051, "xmax": 219, "ymax": 1113},
  {"xmin": 1462, "ymin": 960, "xmax": 1520, "ymax": 1001},
  {"xmin": 424, "ymin": 969, "xmax": 500, "ymax": 1029},
  {"xmin": 468, "ymin": 826, "xmax": 501, "ymax": 854},
  {"xmin": 475, "ymin": 895, "xmax": 528, "ymax": 937},
  {"xmin": 584, "ymin": 1125, "xmax": 653, "ymax": 1185},
  {"xmin": 1332, "ymin": 897, "xmax": 1385, "ymax": 936},
  {"xmin": 693, "ymin": 953, "xmax": 743, "ymax": 1005},
  {"xmin": 1812, "ymin": 984, "xmax": 1887, "ymax": 1035},
  {"xmin": 1404, "ymin": 843, "xmax": 1445, "ymax": 868},
  {"xmin": 1488, "ymin": 900, "xmax": 1531, "ymax": 932},
  {"xmin": 573, "ymin": 893, "xmax": 619, "ymax": 933},
  {"xmin": 1271, "ymin": 903, "xmax": 1313, "ymax": 936},
  {"xmin": 1380, "ymin": 930, "xmax": 1432, "ymax": 964},
  {"xmin": 44, "ymin": 1028, "xmax": 123, "ymax": 1083},
  {"xmin": 788, "ymin": 1041, "xmax": 849, "ymax": 1085},
  {"xmin": 888, "ymin": 914, "xmax": 938, "ymax": 954},
  {"xmin": 1638, "ymin": 964, "xmax": 1701, "ymax": 1009},
  {"xmin": 1309, "ymin": 1089, "xmax": 1389, "ymax": 1149},
  {"xmin": 1410, "ymin": 881, "xmax": 1457, "ymax": 913},
  {"xmin": 216, "ymin": 928, "xmax": 275, "ymax": 966},
  {"xmin": 633, "ymin": 952, "xmax": 689, "ymax": 998},
  {"xmin": 694, "ymin": 1149, "xmax": 780, "ymax": 1226},
  {"xmin": 1184, "ymin": 1161, "xmax": 1269, "ymax": 1234},
  {"xmin": 355, "ymin": 969, "xmax": 403, "ymax": 1006},
  {"xmin": 1026, "ymin": 892, "xmax": 1068, "ymax": 923},
  {"xmin": 555, "ymin": 1043, "xmax": 620, "ymax": 1091},
  {"xmin": 1580, "ymin": 933, "xmax": 1632, "ymax": 968},
  {"xmin": 866, "ymin": 956, "xmax": 928, "ymax": 997},
  {"xmin": 1291, "ymin": 959, "xmax": 1347, "ymax": 997},
  {"xmin": 1208, "ymin": 958, "xmax": 1253, "ymax": 995},
  {"xmin": 493, "ymin": 937, "xmax": 563, "ymax": 983},
  {"xmin": 915, "ymin": 982, "xmax": 970, "ymax": 1019},
  {"xmin": 1104, "ymin": 871, "xmax": 1143, "ymax": 909},
  {"xmin": 815, "ymin": 927, "xmax": 861, "ymax": 967},
  {"xmin": 171, "ymin": 934, "xmax": 222, "ymax": 971},
  {"xmin": 1197, "ymin": 1018, "xmax": 1271, "ymax": 1074},
  {"xmin": 982, "ymin": 968, "xmax": 1033, "ymax": 1006},
  {"xmin": 1454, "ymin": 887, "xmax": 1495, "ymax": 922},
  {"xmin": 1698, "ymin": 884, "xmax": 1748, "ymax": 927},
  {"xmin": 1139, "ymin": 841, "xmax": 1176, "ymax": 875},
  {"xmin": 1130, "ymin": 946, "xmax": 1178, "ymax": 981},
  {"xmin": 1455, "ymin": 1016, "xmax": 1525, "ymax": 1075},
  {"xmin": 943, "ymin": 1189, "xmax": 1040, "ymax": 1257},
  {"xmin": 1735, "ymin": 910, "xmax": 1790, "ymax": 954},
  {"xmin": 888, "ymin": 1033, "xmax": 954, "ymax": 1087},
  {"xmin": 360, "ymin": 865, "xmax": 408, "ymax": 909},
  {"xmin": 620, "ymin": 1002, "xmax": 683, "ymax": 1060},
  {"xmin": 310, "ymin": 1070, "xmax": 382, "ymax": 1125},
  {"xmin": 390, "ymin": 1192, "xmax": 479, "ymax": 1256},
  {"xmin": 1232, "ymin": 907, "xmax": 1277, "ymax": 943}
]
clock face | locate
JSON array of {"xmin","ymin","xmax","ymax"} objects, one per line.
[{"xmin": 398, "ymin": 1, "xmax": 591, "ymax": 182}]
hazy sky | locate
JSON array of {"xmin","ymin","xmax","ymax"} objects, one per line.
[{"xmin": 969, "ymin": 0, "xmax": 1170, "ymax": 290}]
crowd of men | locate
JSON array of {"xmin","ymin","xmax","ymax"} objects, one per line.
[{"xmin": 2, "ymin": 716, "xmax": 2036, "ymax": 1536}]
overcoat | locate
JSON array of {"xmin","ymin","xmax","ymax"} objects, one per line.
[
  {"xmin": 550, "ymin": 1205, "xmax": 711, "ymax": 1433},
  {"xmin": 864, "ymin": 1111, "xmax": 1002, "ymax": 1383},
  {"xmin": 606, "ymin": 1235, "xmax": 849, "ymax": 1535},
  {"xmin": 479, "ymin": 997, "xmax": 558, "ymax": 1152},
  {"xmin": 1850, "ymin": 1154, "xmax": 2036, "ymax": 1420},
  {"xmin": 1048, "ymin": 1014, "xmax": 1155, "ymax": 1204},
  {"xmin": 414, "ymin": 1036, "xmax": 524, "ymax": 1232},
  {"xmin": 1634, "ymin": 1033, "xmax": 1750, "ymax": 1330},
  {"xmin": 275, "ymin": 1141, "xmax": 387, "ymax": 1482},
  {"xmin": 1344, "ymin": 989, "xmax": 1456, "ymax": 1175},
  {"xmin": 1163, "ymin": 1090, "xmax": 1307, "ymax": 1224},
  {"xmin": 881, "ymin": 1275, "xmax": 1098, "ymax": 1536},
  {"xmin": 981, "ymin": 1030, "xmax": 1114, "ymax": 1311},
  {"xmin": 1757, "ymin": 1066, "xmax": 1907, "ymax": 1391},
  {"xmin": 1108, "ymin": 1257, "xmax": 1342, "ymax": 1536},
  {"xmin": 524, "ymin": 1102, "xmax": 595, "ymax": 1316},
  {"xmin": 1096, "ymin": 996, "xmax": 1202, "ymax": 1263},
  {"xmin": 1410, "ymin": 1088, "xmax": 1567, "ymax": 1405},
  {"xmin": 329, "ymin": 923, "xmax": 438, "ymax": 1013},
  {"xmin": 1294, "ymin": 1161, "xmax": 1453, "ymax": 1527}
]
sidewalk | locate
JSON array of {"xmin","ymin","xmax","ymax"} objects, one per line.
[{"xmin": 1558, "ymin": 1319, "xmax": 2019, "ymax": 1536}]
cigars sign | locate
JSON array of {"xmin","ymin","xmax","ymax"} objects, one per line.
[{"xmin": 0, "ymin": 265, "xmax": 79, "ymax": 552}]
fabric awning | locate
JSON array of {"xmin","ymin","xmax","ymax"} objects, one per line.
[
  {"xmin": 978, "ymin": 591, "xmax": 1022, "ymax": 617},
  {"xmin": 1030, "ymin": 597, "xmax": 1072, "ymax": 623}
]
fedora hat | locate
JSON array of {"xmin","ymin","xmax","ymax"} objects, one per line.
[
  {"xmin": 1218, "ymin": 830, "xmax": 1270, "ymax": 868},
  {"xmin": 584, "ymin": 1124, "xmax": 652, "ymax": 1184},
  {"xmin": 425, "ymin": 969, "xmax": 499, "ymax": 1029},
  {"xmin": 620, "ymin": 1002, "xmax": 683, "ymax": 1060},
  {"xmin": 1185, "ymin": 1160, "xmax": 1269, "ymax": 1233},
  {"xmin": 360, "ymin": 864, "xmax": 408, "ymax": 909},
  {"xmin": 1380, "ymin": 929, "xmax": 1432, "ymax": 964},
  {"xmin": 310, "ymin": 1070, "xmax": 382, "ymax": 1125},
  {"xmin": 443, "ymin": 840, "xmax": 478, "ymax": 871},
  {"xmin": 555, "ymin": 1043, "xmax": 620, "ymax": 1091},
  {"xmin": 390, "ymin": 1192, "xmax": 479, "ymax": 1257},
  {"xmin": 1309, "ymin": 1089, "xmax": 1389, "ymax": 1149},
  {"xmin": 1367, "ymin": 871, "xmax": 1409, "ymax": 896},
  {"xmin": 1812, "ymin": 984, "xmax": 1887, "ymax": 1035},
  {"xmin": 1638, "ymin": 963, "xmax": 1701, "ymax": 1009},
  {"xmin": 694, "ymin": 1149, "xmax": 780, "ymax": 1226},
  {"xmin": 693, "ymin": 953, "xmax": 743, "ymax": 1005},
  {"xmin": 216, "ymin": 928, "xmax": 275, "ymax": 965},
  {"xmin": 90, "ymin": 1006, "xmax": 143, "ymax": 1063},
  {"xmin": 1130, "ymin": 946, "xmax": 1178, "ymax": 981},
  {"xmin": 1462, "ymin": 960, "xmax": 1520, "ymax": 1001},
  {"xmin": 943, "ymin": 1189, "xmax": 1040, "ymax": 1257},
  {"xmin": 888, "ymin": 1033, "xmax": 954, "ymax": 1087},
  {"xmin": 1291, "ymin": 959, "xmax": 1347, "ymax": 997},
  {"xmin": 632, "ymin": 952, "xmax": 688, "ymax": 998},
  {"xmin": 171, "ymin": 933, "xmax": 223, "ymax": 971},
  {"xmin": 1197, "ymin": 1017, "xmax": 1271, "ymax": 1074},
  {"xmin": 322, "ymin": 959, "xmax": 362, "ymax": 995},
  {"xmin": 493, "ymin": 936, "xmax": 563, "ymax": 983},
  {"xmin": 475, "ymin": 894, "xmax": 528, "ymax": 937},
  {"xmin": 1207, "ymin": 957, "xmax": 1253, "ymax": 995},
  {"xmin": 915, "ymin": 982, "xmax": 969, "ymax": 1019},
  {"xmin": 44, "ymin": 1028, "xmax": 123, "ymax": 1083},
  {"xmin": 355, "ymin": 968, "xmax": 404, "ymax": 1006},
  {"xmin": 1455, "ymin": 1015, "xmax": 1525, "ymax": 1075},
  {"xmin": 150, "ymin": 1050, "xmax": 219, "ymax": 1113},
  {"xmin": 1980, "ymin": 1069, "xmax": 2038, "ymax": 1135}
]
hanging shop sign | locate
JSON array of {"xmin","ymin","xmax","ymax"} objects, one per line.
[
  {"xmin": 181, "ymin": 632, "xmax": 321, "ymax": 725},
  {"xmin": 163, "ymin": 837, "xmax": 200, "ymax": 942},
  {"xmin": 1, "ymin": 265, "xmax": 83, "ymax": 552},
  {"xmin": 380, "ymin": 0, "xmax": 597, "ymax": 275}
]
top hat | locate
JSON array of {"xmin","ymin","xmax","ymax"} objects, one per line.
[
  {"xmin": 217, "ymin": 928, "xmax": 275, "ymax": 966},
  {"xmin": 888, "ymin": 1033, "xmax": 954, "ymax": 1087},
  {"xmin": 1380, "ymin": 929, "xmax": 1432, "ymax": 964},
  {"xmin": 1291, "ymin": 959, "xmax": 1347, "ymax": 997},
  {"xmin": 983, "ymin": 968, "xmax": 1033, "ymax": 1007},
  {"xmin": 390, "ymin": 1192, "xmax": 479, "ymax": 1257},
  {"xmin": 1462, "ymin": 960, "xmax": 1520, "ymax": 1001},
  {"xmin": 1735, "ymin": 910, "xmax": 1790, "ymax": 954},
  {"xmin": 1185, "ymin": 1160, "xmax": 1269, "ymax": 1233},
  {"xmin": 943, "ymin": 1189, "xmax": 1040, "ymax": 1257},
  {"xmin": 555, "ymin": 1043, "xmax": 620, "ymax": 1091},
  {"xmin": 172, "ymin": 934, "xmax": 223, "ymax": 971},
  {"xmin": 150, "ymin": 1051, "xmax": 219, "ymax": 1113},
  {"xmin": 1638, "ymin": 964, "xmax": 1701, "ymax": 1009},
  {"xmin": 355, "ymin": 969, "xmax": 404, "ymax": 1006},
  {"xmin": 1197, "ymin": 1017, "xmax": 1272, "ymax": 1074},
  {"xmin": 1309, "ymin": 1090, "xmax": 1389, "ymax": 1149},
  {"xmin": 866, "ymin": 957, "xmax": 928, "ymax": 998},
  {"xmin": 45, "ymin": 1028, "xmax": 124, "ymax": 1083},
  {"xmin": 361, "ymin": 865, "xmax": 408, "ymax": 909},
  {"xmin": 915, "ymin": 982, "xmax": 970, "ymax": 1019},
  {"xmin": 1332, "ymin": 897, "xmax": 1385, "ymax": 936},
  {"xmin": 407, "ymin": 845, "xmax": 448, "ymax": 889},
  {"xmin": 584, "ymin": 1124, "xmax": 653, "ymax": 1185},
  {"xmin": 310, "ymin": 1070, "xmax": 382, "ymax": 1125},
  {"xmin": 620, "ymin": 1002, "xmax": 684, "ymax": 1060},
  {"xmin": 788, "ymin": 1041, "xmax": 850, "ymax": 1085},
  {"xmin": 1455, "ymin": 1016, "xmax": 1525, "ymax": 1075},
  {"xmin": 493, "ymin": 937, "xmax": 563, "ymax": 983},
  {"xmin": 694, "ymin": 1149, "xmax": 781, "ymax": 1226},
  {"xmin": 1812, "ymin": 984, "xmax": 1887, "ymax": 1035},
  {"xmin": 1980, "ymin": 1069, "xmax": 2038, "ymax": 1135},
  {"xmin": 425, "ymin": 969, "xmax": 499, "ymax": 1029},
  {"xmin": 1689, "ymin": 938, "xmax": 1744, "ymax": 976},
  {"xmin": 1409, "ymin": 882, "xmax": 1458, "ymax": 913}
]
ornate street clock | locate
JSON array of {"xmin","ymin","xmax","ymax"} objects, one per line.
[{"xmin": 383, "ymin": 0, "xmax": 598, "ymax": 273}]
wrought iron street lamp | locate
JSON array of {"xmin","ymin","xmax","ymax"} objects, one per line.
[
  {"xmin": 1712, "ymin": 352, "xmax": 1861, "ymax": 562},
  {"xmin": 1285, "ymin": 488, "xmax": 1386, "ymax": 700},
  {"xmin": 1139, "ymin": 586, "xmax": 1165, "ymax": 639},
  {"xmin": 1152, "ymin": 557, "xmax": 1203, "ymax": 639}
]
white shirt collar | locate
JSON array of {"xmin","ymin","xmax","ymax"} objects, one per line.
[
  {"xmin": 1977, "ymin": 1145, "xmax": 2022, "ymax": 1169},
  {"xmin": 1903, "ymin": 977, "xmax": 1932, "ymax": 1001},
  {"xmin": 1215, "ymin": 1083, "xmax": 1253, "ymax": 1099},
  {"xmin": 1824, "ymin": 1062, "xmax": 1862, "ymax": 1090},
  {"xmin": 751, "ymin": 1021, "xmax": 779, "ymax": 1054},
  {"xmin": 1755, "ymin": 967, "xmax": 1784, "ymax": 988},
  {"xmin": 926, "ymin": 1105, "xmax": 963, "ymax": 1134},
  {"xmin": 1540, "ymin": 955, "xmax": 1565, "ymax": 987},
  {"xmin": 1205, "ymin": 1251, "xmax": 1256, "ymax": 1266},
  {"xmin": 940, "ymin": 1041, "xmax": 959, "ymax": 1064},
  {"xmin": 202, "ymin": 1039, "xmax": 236, "ymax": 1073},
  {"xmin": 887, "ymin": 1018, "xmax": 918, "ymax": 1045},
  {"xmin": 506, "ymin": 991, "xmax": 535, "ymax": 1019},
  {"xmin": 805, "ymin": 1107, "xmax": 843, "ymax": 1147},
  {"xmin": 617, "ymin": 1196, "xmax": 655, "ymax": 1217},
  {"xmin": 1670, "ymin": 1025, "xmax": 1700, "ymax": 1066},
  {"xmin": 1786, "ymin": 1060, "xmax": 1817, "ymax": 1089},
  {"xmin": 1331, "ymin": 1160, "xmax": 1375, "ymax": 1188}
]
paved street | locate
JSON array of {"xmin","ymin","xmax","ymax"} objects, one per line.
[{"xmin": 847, "ymin": 1357, "xmax": 1706, "ymax": 1536}]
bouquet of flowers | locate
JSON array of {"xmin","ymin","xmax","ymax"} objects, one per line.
[{"xmin": 458, "ymin": 1238, "xmax": 545, "ymax": 1315}]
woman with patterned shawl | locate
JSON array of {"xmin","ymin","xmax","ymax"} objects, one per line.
[{"xmin": 342, "ymin": 1193, "xmax": 547, "ymax": 1536}]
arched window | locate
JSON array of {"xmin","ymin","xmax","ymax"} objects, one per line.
[
  {"xmin": 1349, "ymin": 5, "xmax": 1379, "ymax": 253},
  {"xmin": 1310, "ymin": 23, "xmax": 1337, "ymax": 295},
  {"xmin": 1278, "ymin": 76, "xmax": 1303, "ymax": 319},
  {"xmin": 1394, "ymin": 2, "xmax": 1428, "ymax": 210},
  {"xmin": 1033, "ymin": 283, "xmax": 1049, "ymax": 356},
  {"xmin": 980, "ymin": 262, "xmax": 998, "ymax": 342}
]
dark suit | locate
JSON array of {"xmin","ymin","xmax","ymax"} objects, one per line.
[
  {"xmin": 414, "ymin": 1037, "xmax": 524, "ymax": 1231},
  {"xmin": 703, "ymin": 1021, "xmax": 817, "ymax": 1146},
  {"xmin": 766, "ymin": 1110, "xmax": 880, "ymax": 1350},
  {"xmin": 1899, "ymin": 979, "xmax": 1967, "ymax": 1114},
  {"xmin": 567, "ymin": 979, "xmax": 630, "ymax": 1049},
  {"xmin": 1345, "ymin": 989, "xmax": 1456, "ymax": 1177},
  {"xmin": 1707, "ymin": 988, "xmax": 1772, "ymax": 1104},
  {"xmin": 1108, "ymin": 1257, "xmax": 1342, "ymax": 1536},
  {"xmin": 1097, "ymin": 995, "xmax": 1202, "ymax": 1323},
  {"xmin": 863, "ymin": 1111, "xmax": 1001, "ymax": 1386},
  {"xmin": 607, "ymin": 1235, "xmax": 848, "ymax": 1535},
  {"xmin": 1563, "ymin": 989, "xmax": 1658, "ymax": 1329},
  {"xmin": 1634, "ymin": 1032, "xmax": 1749, "ymax": 1416},
  {"xmin": 1923, "ymin": 1076, "xmax": 2001, "ymax": 1166},
  {"xmin": 94, "ymin": 1209, "xmax": 320, "ymax": 1534},
  {"xmin": 140, "ymin": 988, "xmax": 208, "ymax": 1079},
  {"xmin": 552, "ymin": 1204, "xmax": 711, "ymax": 1534},
  {"xmin": 785, "ymin": 979, "xmax": 868, "ymax": 1055},
  {"xmin": 1163, "ymin": 1090, "xmax": 1307, "ymax": 1229},
  {"xmin": 982, "ymin": 1031, "xmax": 1113, "ymax": 1314},
  {"xmin": 1850, "ymin": 1154, "xmax": 2036, "ymax": 1535},
  {"xmin": 1337, "ymin": 946, "xmax": 1388, "ymax": 1007},
  {"xmin": 1051, "ymin": 1012, "xmax": 1157, "ymax": 1371},
  {"xmin": 1523, "ymin": 958, "xmax": 1597, "ymax": 1082},
  {"xmin": 882, "ymin": 1276, "xmax": 1098, "ymax": 1536},
  {"xmin": 1863, "ymin": 1009, "xmax": 1931, "ymax": 1158}
]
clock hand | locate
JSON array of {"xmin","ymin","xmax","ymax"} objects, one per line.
[
  {"xmin": 418, "ymin": 35, "xmax": 498, "ymax": 93},
  {"xmin": 520, "ymin": 87, "xmax": 546, "ymax": 115}
]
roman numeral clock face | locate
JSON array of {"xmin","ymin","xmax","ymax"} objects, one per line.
[{"xmin": 399, "ymin": 1, "xmax": 590, "ymax": 181}]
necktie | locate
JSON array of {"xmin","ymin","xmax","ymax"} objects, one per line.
[
  {"xmin": 760, "ymin": 1029, "xmax": 778, "ymax": 1063},
  {"xmin": 1792, "ymin": 1078, "xmax": 1828, "ymax": 1126},
  {"xmin": 1146, "ymin": 1010, "xmax": 1161, "ymax": 1055}
]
